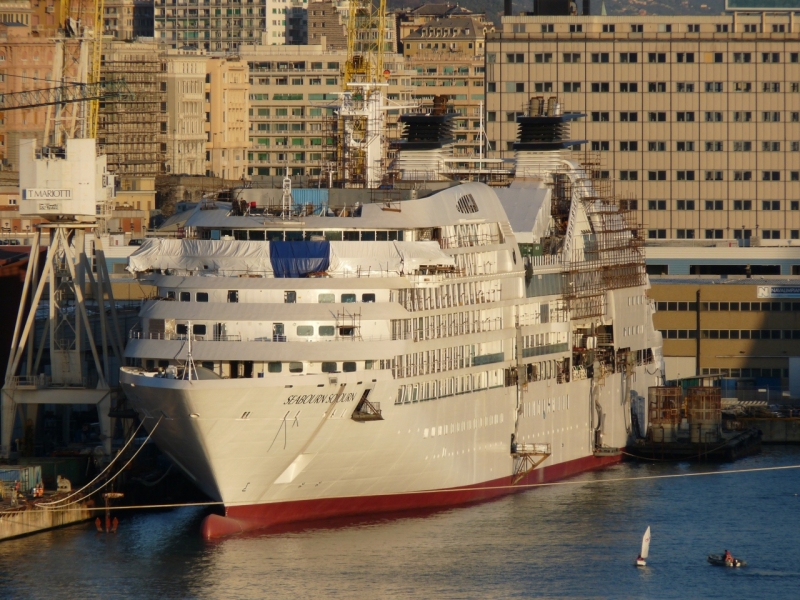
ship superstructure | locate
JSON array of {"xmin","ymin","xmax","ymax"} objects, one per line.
[{"xmin": 120, "ymin": 100, "xmax": 663, "ymax": 537}]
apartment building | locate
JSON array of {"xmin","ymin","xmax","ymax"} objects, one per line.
[
  {"xmin": 205, "ymin": 56, "xmax": 249, "ymax": 180},
  {"xmin": 486, "ymin": 12, "xmax": 800, "ymax": 242},
  {"xmin": 164, "ymin": 48, "xmax": 207, "ymax": 175},
  {"xmin": 402, "ymin": 15, "xmax": 492, "ymax": 161},
  {"xmin": 154, "ymin": 0, "xmax": 268, "ymax": 51},
  {"xmin": 307, "ymin": 0, "xmax": 346, "ymax": 49},
  {"xmin": 103, "ymin": 0, "xmax": 154, "ymax": 40},
  {"xmin": 239, "ymin": 41, "xmax": 413, "ymax": 180}
]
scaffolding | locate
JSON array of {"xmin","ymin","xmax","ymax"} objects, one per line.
[
  {"xmin": 541, "ymin": 149, "xmax": 646, "ymax": 321},
  {"xmin": 98, "ymin": 47, "xmax": 166, "ymax": 178},
  {"xmin": 686, "ymin": 386, "xmax": 721, "ymax": 442}
]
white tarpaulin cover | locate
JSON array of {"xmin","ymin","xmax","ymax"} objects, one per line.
[
  {"xmin": 127, "ymin": 239, "xmax": 273, "ymax": 275},
  {"xmin": 328, "ymin": 241, "xmax": 455, "ymax": 276}
]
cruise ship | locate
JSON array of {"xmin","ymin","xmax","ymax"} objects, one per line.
[{"xmin": 120, "ymin": 99, "xmax": 663, "ymax": 537}]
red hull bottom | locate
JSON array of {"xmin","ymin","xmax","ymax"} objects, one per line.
[{"xmin": 202, "ymin": 453, "xmax": 621, "ymax": 539}]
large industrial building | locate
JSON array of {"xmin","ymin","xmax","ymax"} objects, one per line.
[{"xmin": 486, "ymin": 10, "xmax": 800, "ymax": 242}]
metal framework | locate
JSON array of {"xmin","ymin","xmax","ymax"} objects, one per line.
[{"xmin": 0, "ymin": 81, "xmax": 131, "ymax": 112}]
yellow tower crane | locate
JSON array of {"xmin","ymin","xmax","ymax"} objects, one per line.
[{"xmin": 336, "ymin": 0, "xmax": 389, "ymax": 188}]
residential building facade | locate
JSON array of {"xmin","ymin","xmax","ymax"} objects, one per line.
[
  {"xmin": 205, "ymin": 56, "xmax": 249, "ymax": 180},
  {"xmin": 486, "ymin": 13, "xmax": 800, "ymax": 242},
  {"xmin": 154, "ymin": 0, "xmax": 267, "ymax": 51},
  {"xmin": 103, "ymin": 0, "xmax": 154, "ymax": 41},
  {"xmin": 239, "ymin": 41, "xmax": 413, "ymax": 180},
  {"xmin": 164, "ymin": 48, "xmax": 207, "ymax": 175},
  {"xmin": 402, "ymin": 15, "xmax": 492, "ymax": 161}
]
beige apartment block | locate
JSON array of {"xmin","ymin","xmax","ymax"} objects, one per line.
[
  {"xmin": 402, "ymin": 14, "xmax": 493, "ymax": 160},
  {"xmin": 239, "ymin": 41, "xmax": 413, "ymax": 180},
  {"xmin": 164, "ymin": 48, "xmax": 207, "ymax": 176},
  {"xmin": 486, "ymin": 13, "xmax": 800, "ymax": 242},
  {"xmin": 205, "ymin": 56, "xmax": 249, "ymax": 181}
]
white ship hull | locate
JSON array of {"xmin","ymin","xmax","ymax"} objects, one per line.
[{"xmin": 121, "ymin": 360, "xmax": 657, "ymax": 536}]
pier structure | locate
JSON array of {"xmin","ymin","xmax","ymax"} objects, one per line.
[{"xmin": 1, "ymin": 138, "xmax": 124, "ymax": 459}]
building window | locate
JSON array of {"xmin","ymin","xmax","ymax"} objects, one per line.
[
  {"xmin": 705, "ymin": 82, "xmax": 723, "ymax": 93},
  {"xmin": 762, "ymin": 230, "xmax": 781, "ymax": 239},
  {"xmin": 733, "ymin": 141, "xmax": 752, "ymax": 152},
  {"xmin": 734, "ymin": 229, "xmax": 753, "ymax": 239},
  {"xmin": 591, "ymin": 111, "xmax": 610, "ymax": 122},
  {"xmin": 762, "ymin": 200, "xmax": 781, "ymax": 211},
  {"xmin": 676, "ymin": 229, "xmax": 695, "ymax": 239},
  {"xmin": 602, "ymin": 24, "xmax": 615, "ymax": 33},
  {"xmin": 733, "ymin": 82, "xmax": 752, "ymax": 92},
  {"xmin": 648, "ymin": 171, "xmax": 667, "ymax": 181},
  {"xmin": 569, "ymin": 24, "xmax": 582, "ymax": 33},
  {"xmin": 677, "ymin": 171, "xmax": 696, "ymax": 181},
  {"xmin": 591, "ymin": 141, "xmax": 610, "ymax": 151},
  {"xmin": 772, "ymin": 24, "xmax": 785, "ymax": 33},
  {"xmin": 534, "ymin": 53, "xmax": 552, "ymax": 63},
  {"xmin": 619, "ymin": 141, "xmax": 638, "ymax": 151},
  {"xmin": 715, "ymin": 24, "xmax": 729, "ymax": 33},
  {"xmin": 676, "ymin": 52, "xmax": 695, "ymax": 63},
  {"xmin": 631, "ymin": 24, "xmax": 643, "ymax": 33},
  {"xmin": 705, "ymin": 171, "xmax": 724, "ymax": 181},
  {"xmin": 541, "ymin": 24, "xmax": 554, "ymax": 33},
  {"xmin": 762, "ymin": 171, "xmax": 781, "ymax": 181},
  {"xmin": 792, "ymin": 172, "xmax": 800, "ymax": 181},
  {"xmin": 648, "ymin": 112, "xmax": 666, "ymax": 122},
  {"xmin": 506, "ymin": 53, "xmax": 524, "ymax": 63},
  {"xmin": 648, "ymin": 82, "xmax": 667, "ymax": 93},
  {"xmin": 648, "ymin": 200, "xmax": 667, "ymax": 210},
  {"xmin": 733, "ymin": 112, "xmax": 752, "ymax": 122},
  {"xmin": 705, "ymin": 229, "xmax": 724, "ymax": 239},
  {"xmin": 705, "ymin": 142, "xmax": 723, "ymax": 152},
  {"xmin": 762, "ymin": 52, "xmax": 780, "ymax": 63},
  {"xmin": 620, "ymin": 171, "xmax": 638, "ymax": 181},
  {"xmin": 619, "ymin": 82, "xmax": 638, "ymax": 92},
  {"xmin": 620, "ymin": 111, "xmax": 638, "ymax": 122},
  {"xmin": 762, "ymin": 141, "xmax": 781, "ymax": 152},
  {"xmin": 705, "ymin": 200, "xmax": 724, "ymax": 210},
  {"xmin": 676, "ymin": 112, "xmax": 695, "ymax": 122},
  {"xmin": 677, "ymin": 200, "xmax": 696, "ymax": 210},
  {"xmin": 563, "ymin": 82, "xmax": 581, "ymax": 93},
  {"xmin": 743, "ymin": 25, "xmax": 758, "ymax": 33},
  {"xmin": 591, "ymin": 53, "xmax": 610, "ymax": 63},
  {"xmin": 705, "ymin": 112, "xmax": 723, "ymax": 122},
  {"xmin": 676, "ymin": 141, "xmax": 695, "ymax": 152},
  {"xmin": 688, "ymin": 24, "xmax": 700, "ymax": 32},
  {"xmin": 592, "ymin": 82, "xmax": 610, "ymax": 92},
  {"xmin": 620, "ymin": 52, "xmax": 638, "ymax": 63},
  {"xmin": 733, "ymin": 172, "xmax": 753, "ymax": 181},
  {"xmin": 563, "ymin": 53, "xmax": 581, "ymax": 63},
  {"xmin": 648, "ymin": 229, "xmax": 667, "ymax": 239},
  {"xmin": 648, "ymin": 141, "xmax": 666, "ymax": 151},
  {"xmin": 733, "ymin": 52, "xmax": 752, "ymax": 63},
  {"xmin": 676, "ymin": 82, "xmax": 695, "ymax": 92},
  {"xmin": 648, "ymin": 52, "xmax": 666, "ymax": 63},
  {"xmin": 763, "ymin": 82, "xmax": 780, "ymax": 92}
]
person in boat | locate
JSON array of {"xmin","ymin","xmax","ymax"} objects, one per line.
[{"xmin": 724, "ymin": 550, "xmax": 733, "ymax": 562}]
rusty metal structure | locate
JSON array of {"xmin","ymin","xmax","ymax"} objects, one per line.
[
  {"xmin": 686, "ymin": 386, "xmax": 722, "ymax": 442},
  {"xmin": 648, "ymin": 386, "xmax": 683, "ymax": 442}
]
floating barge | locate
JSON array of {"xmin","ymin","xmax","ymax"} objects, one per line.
[{"xmin": 626, "ymin": 386, "xmax": 762, "ymax": 462}]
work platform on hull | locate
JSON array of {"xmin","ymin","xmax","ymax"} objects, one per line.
[{"xmin": 511, "ymin": 442, "xmax": 551, "ymax": 485}]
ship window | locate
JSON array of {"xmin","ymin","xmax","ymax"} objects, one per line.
[
  {"xmin": 180, "ymin": 292, "xmax": 191, "ymax": 302},
  {"xmin": 177, "ymin": 324, "xmax": 188, "ymax": 335},
  {"xmin": 227, "ymin": 290, "xmax": 239, "ymax": 303},
  {"xmin": 193, "ymin": 324, "xmax": 206, "ymax": 335},
  {"xmin": 202, "ymin": 361, "xmax": 214, "ymax": 370},
  {"xmin": 365, "ymin": 360, "xmax": 374, "ymax": 369},
  {"xmin": 297, "ymin": 325, "xmax": 314, "ymax": 336},
  {"xmin": 376, "ymin": 231, "xmax": 388, "ymax": 241},
  {"xmin": 456, "ymin": 193, "xmax": 479, "ymax": 214},
  {"xmin": 339, "ymin": 326, "xmax": 355, "ymax": 337},
  {"xmin": 289, "ymin": 362, "xmax": 303, "ymax": 373},
  {"xmin": 341, "ymin": 293, "xmax": 356, "ymax": 303},
  {"xmin": 284, "ymin": 291, "xmax": 297, "ymax": 303},
  {"xmin": 319, "ymin": 325, "xmax": 335, "ymax": 336},
  {"xmin": 318, "ymin": 293, "xmax": 335, "ymax": 303},
  {"xmin": 196, "ymin": 292, "xmax": 209, "ymax": 302},
  {"xmin": 166, "ymin": 291, "xmax": 176, "ymax": 299},
  {"xmin": 268, "ymin": 362, "xmax": 282, "ymax": 373},
  {"xmin": 361, "ymin": 231, "xmax": 375, "ymax": 241},
  {"xmin": 343, "ymin": 362, "xmax": 356, "ymax": 372},
  {"xmin": 362, "ymin": 293, "xmax": 376, "ymax": 303},
  {"xmin": 321, "ymin": 361, "xmax": 337, "ymax": 372}
]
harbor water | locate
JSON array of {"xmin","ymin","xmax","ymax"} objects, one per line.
[{"xmin": 1, "ymin": 446, "xmax": 799, "ymax": 599}]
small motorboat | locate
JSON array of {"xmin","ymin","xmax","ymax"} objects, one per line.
[
  {"xmin": 708, "ymin": 553, "xmax": 746, "ymax": 568},
  {"xmin": 635, "ymin": 526, "xmax": 651, "ymax": 567}
]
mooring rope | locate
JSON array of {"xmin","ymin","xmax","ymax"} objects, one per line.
[
  {"xmin": 36, "ymin": 416, "xmax": 163, "ymax": 509},
  {"xmin": 36, "ymin": 419, "xmax": 146, "ymax": 507}
]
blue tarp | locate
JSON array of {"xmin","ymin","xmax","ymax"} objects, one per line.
[{"xmin": 270, "ymin": 241, "xmax": 330, "ymax": 278}]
